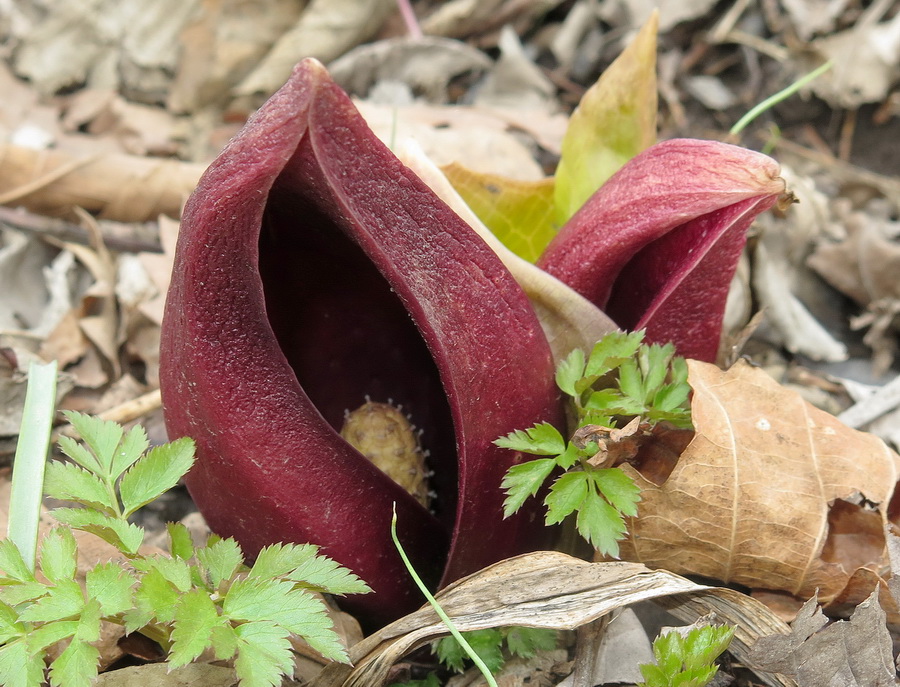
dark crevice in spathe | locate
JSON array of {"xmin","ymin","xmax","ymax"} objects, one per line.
[{"xmin": 258, "ymin": 181, "xmax": 459, "ymax": 529}]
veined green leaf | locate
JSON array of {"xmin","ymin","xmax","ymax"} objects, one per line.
[
  {"xmin": 555, "ymin": 348, "xmax": 586, "ymax": 397},
  {"xmin": 39, "ymin": 528, "xmax": 78, "ymax": 585},
  {"xmin": 287, "ymin": 551, "xmax": 370, "ymax": 596},
  {"xmin": 545, "ymin": 472, "xmax": 589, "ymax": 524},
  {"xmin": 132, "ymin": 555, "xmax": 192, "ymax": 592},
  {"xmin": 501, "ymin": 459, "xmax": 556, "ymax": 517},
  {"xmin": 18, "ymin": 579, "xmax": 83, "ymax": 623},
  {"xmin": 249, "ymin": 542, "xmax": 318, "ymax": 579},
  {"xmin": 169, "ymin": 588, "xmax": 222, "ymax": 667},
  {"xmin": 50, "ymin": 509, "xmax": 144, "ymax": 555},
  {"xmin": 592, "ymin": 469, "xmax": 641, "ymax": 516},
  {"xmin": 494, "ymin": 423, "xmax": 566, "ymax": 455},
  {"xmin": 167, "ymin": 522, "xmax": 195, "ymax": 561},
  {"xmin": 439, "ymin": 628, "xmax": 504, "ymax": 674},
  {"xmin": 124, "ymin": 566, "xmax": 180, "ymax": 630},
  {"xmin": 210, "ymin": 623, "xmax": 239, "ymax": 661},
  {"xmin": 233, "ymin": 621, "xmax": 294, "ymax": 687},
  {"xmin": 74, "ymin": 599, "xmax": 101, "ymax": 643},
  {"xmin": 0, "ymin": 639, "xmax": 45, "ymax": 687},
  {"xmin": 48, "ymin": 636, "xmax": 99, "ymax": 687},
  {"xmin": 85, "ymin": 562, "xmax": 136, "ymax": 617},
  {"xmin": 443, "ymin": 163, "xmax": 557, "ymax": 262},
  {"xmin": 682, "ymin": 625, "xmax": 734, "ymax": 670},
  {"xmin": 0, "ymin": 580, "xmax": 49, "ymax": 606},
  {"xmin": 25, "ymin": 620, "xmax": 78, "ymax": 653},
  {"xmin": 62, "ymin": 412, "xmax": 123, "ymax": 476},
  {"xmin": 0, "ymin": 600, "xmax": 24, "ymax": 644},
  {"xmin": 575, "ymin": 494, "xmax": 627, "ymax": 557},
  {"xmin": 119, "ymin": 437, "xmax": 195, "ymax": 517},
  {"xmin": 553, "ymin": 12, "xmax": 658, "ymax": 225},
  {"xmin": 43, "ymin": 462, "xmax": 115, "ymax": 515},
  {"xmin": 505, "ymin": 627, "xmax": 557, "ymax": 658},
  {"xmin": 110, "ymin": 425, "xmax": 150, "ymax": 479},
  {"xmin": 0, "ymin": 540, "xmax": 34, "ymax": 582},
  {"xmin": 586, "ymin": 331, "xmax": 646, "ymax": 377},
  {"xmin": 196, "ymin": 537, "xmax": 243, "ymax": 588}
]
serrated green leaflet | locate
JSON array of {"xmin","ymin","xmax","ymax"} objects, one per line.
[
  {"xmin": 63, "ymin": 412, "xmax": 123, "ymax": 475},
  {"xmin": 0, "ymin": 580, "xmax": 49, "ymax": 606},
  {"xmin": 495, "ymin": 423, "xmax": 565, "ymax": 455},
  {"xmin": 287, "ymin": 551, "xmax": 370, "ymax": 596},
  {"xmin": 0, "ymin": 539, "xmax": 34, "ymax": 582},
  {"xmin": 51, "ymin": 508, "xmax": 144, "ymax": 554},
  {"xmin": 233, "ymin": 621, "xmax": 294, "ymax": 687},
  {"xmin": 505, "ymin": 627, "xmax": 557, "ymax": 657},
  {"xmin": 248, "ymin": 542, "xmax": 313, "ymax": 579},
  {"xmin": 501, "ymin": 459, "xmax": 556, "ymax": 518},
  {"xmin": 555, "ymin": 348, "xmax": 585, "ymax": 397},
  {"xmin": 576, "ymin": 495, "xmax": 626, "ymax": 556},
  {"xmin": 545, "ymin": 472, "xmax": 589, "ymax": 524},
  {"xmin": 118, "ymin": 438, "xmax": 195, "ymax": 517},
  {"xmin": 24, "ymin": 620, "xmax": 78, "ymax": 654},
  {"xmin": 167, "ymin": 522, "xmax": 194, "ymax": 560},
  {"xmin": 124, "ymin": 567, "xmax": 180, "ymax": 630},
  {"xmin": 43, "ymin": 462, "xmax": 115, "ymax": 514},
  {"xmin": 196, "ymin": 537, "xmax": 243, "ymax": 588},
  {"xmin": 210, "ymin": 623, "xmax": 239, "ymax": 661},
  {"xmin": 111, "ymin": 425, "xmax": 150, "ymax": 478},
  {"xmin": 49, "ymin": 636, "xmax": 99, "ymax": 687},
  {"xmin": 592, "ymin": 469, "xmax": 641, "ymax": 516},
  {"xmin": 0, "ymin": 601, "xmax": 23, "ymax": 642},
  {"xmin": 169, "ymin": 588, "xmax": 222, "ymax": 667},
  {"xmin": 133, "ymin": 555, "xmax": 192, "ymax": 592},
  {"xmin": 586, "ymin": 331, "xmax": 645, "ymax": 377},
  {"xmin": 39, "ymin": 528, "xmax": 77, "ymax": 585},
  {"xmin": 17, "ymin": 579, "xmax": 83, "ymax": 623},
  {"xmin": 85, "ymin": 562, "xmax": 136, "ymax": 616},
  {"xmin": 0, "ymin": 639, "xmax": 44, "ymax": 687}
]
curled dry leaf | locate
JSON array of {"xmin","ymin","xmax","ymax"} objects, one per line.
[
  {"xmin": 618, "ymin": 359, "xmax": 900, "ymax": 605},
  {"xmin": 309, "ymin": 551, "xmax": 796, "ymax": 687}
]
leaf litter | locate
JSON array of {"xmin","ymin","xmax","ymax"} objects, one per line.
[{"xmin": 1, "ymin": 0, "xmax": 900, "ymax": 684}]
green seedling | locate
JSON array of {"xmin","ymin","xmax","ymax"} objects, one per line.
[
  {"xmin": 639, "ymin": 624, "xmax": 735, "ymax": 687},
  {"xmin": 497, "ymin": 330, "xmax": 692, "ymax": 557},
  {"xmin": 1, "ymin": 408, "xmax": 369, "ymax": 687}
]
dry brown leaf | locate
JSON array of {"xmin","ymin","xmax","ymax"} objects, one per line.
[
  {"xmin": 618, "ymin": 359, "xmax": 900, "ymax": 604},
  {"xmin": 747, "ymin": 591, "xmax": 897, "ymax": 686},
  {"xmin": 310, "ymin": 551, "xmax": 796, "ymax": 687}
]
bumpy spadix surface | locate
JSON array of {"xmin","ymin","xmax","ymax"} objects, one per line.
[{"xmin": 160, "ymin": 59, "xmax": 561, "ymax": 627}]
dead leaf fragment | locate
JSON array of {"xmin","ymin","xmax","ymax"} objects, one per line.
[
  {"xmin": 748, "ymin": 591, "xmax": 898, "ymax": 687},
  {"xmin": 618, "ymin": 359, "xmax": 900, "ymax": 604}
]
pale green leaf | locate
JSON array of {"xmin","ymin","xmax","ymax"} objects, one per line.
[
  {"xmin": 0, "ymin": 639, "xmax": 45, "ymax": 687},
  {"xmin": 169, "ymin": 588, "xmax": 222, "ymax": 667},
  {"xmin": 682, "ymin": 625, "xmax": 734, "ymax": 671},
  {"xmin": 248, "ymin": 542, "xmax": 317, "ymax": 580},
  {"xmin": 48, "ymin": 637, "xmax": 99, "ymax": 687},
  {"xmin": 545, "ymin": 472, "xmax": 589, "ymax": 525},
  {"xmin": 124, "ymin": 567, "xmax": 179, "ymax": 630},
  {"xmin": 586, "ymin": 330, "xmax": 646, "ymax": 377},
  {"xmin": 501, "ymin": 459, "xmax": 556, "ymax": 517},
  {"xmin": 0, "ymin": 600, "xmax": 24, "ymax": 643},
  {"xmin": 286, "ymin": 550, "xmax": 371, "ymax": 596},
  {"xmin": 555, "ymin": 348, "xmax": 586, "ymax": 398},
  {"xmin": 43, "ymin": 462, "xmax": 115, "ymax": 514},
  {"xmin": 85, "ymin": 562, "xmax": 136, "ymax": 616},
  {"xmin": 56, "ymin": 436, "xmax": 102, "ymax": 475},
  {"xmin": 196, "ymin": 537, "xmax": 243, "ymax": 588},
  {"xmin": 110, "ymin": 424, "xmax": 149, "ymax": 478},
  {"xmin": 210, "ymin": 623, "xmax": 239, "ymax": 661},
  {"xmin": 494, "ymin": 423, "xmax": 566, "ymax": 456},
  {"xmin": 118, "ymin": 437, "xmax": 195, "ymax": 517},
  {"xmin": 62, "ymin": 412, "xmax": 123, "ymax": 475},
  {"xmin": 18, "ymin": 579, "xmax": 83, "ymax": 623},
  {"xmin": 0, "ymin": 539, "xmax": 34, "ymax": 582},
  {"xmin": 457, "ymin": 628, "xmax": 504, "ymax": 673},
  {"xmin": 39, "ymin": 528, "xmax": 78, "ymax": 585},
  {"xmin": 25, "ymin": 620, "xmax": 78, "ymax": 653},
  {"xmin": 225, "ymin": 578, "xmax": 348, "ymax": 662},
  {"xmin": 234, "ymin": 621, "xmax": 294, "ymax": 687},
  {"xmin": 74, "ymin": 599, "xmax": 101, "ymax": 642},
  {"xmin": 51, "ymin": 508, "xmax": 144, "ymax": 555},
  {"xmin": 554, "ymin": 12, "xmax": 658, "ymax": 225},
  {"xmin": 0, "ymin": 580, "xmax": 49, "ymax": 606},
  {"xmin": 443, "ymin": 162, "xmax": 558, "ymax": 262},
  {"xmin": 132, "ymin": 555, "xmax": 192, "ymax": 592},
  {"xmin": 167, "ymin": 522, "xmax": 195, "ymax": 560}
]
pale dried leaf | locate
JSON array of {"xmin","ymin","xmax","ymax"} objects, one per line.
[
  {"xmin": 310, "ymin": 551, "xmax": 796, "ymax": 687},
  {"xmin": 619, "ymin": 360, "xmax": 900, "ymax": 603}
]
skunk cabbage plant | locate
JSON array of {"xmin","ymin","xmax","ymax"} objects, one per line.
[
  {"xmin": 160, "ymin": 59, "xmax": 562, "ymax": 628},
  {"xmin": 161, "ymin": 58, "xmax": 785, "ymax": 628},
  {"xmin": 538, "ymin": 139, "xmax": 786, "ymax": 361}
]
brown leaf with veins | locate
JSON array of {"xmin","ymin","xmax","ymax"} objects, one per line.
[{"xmin": 618, "ymin": 359, "xmax": 900, "ymax": 603}]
